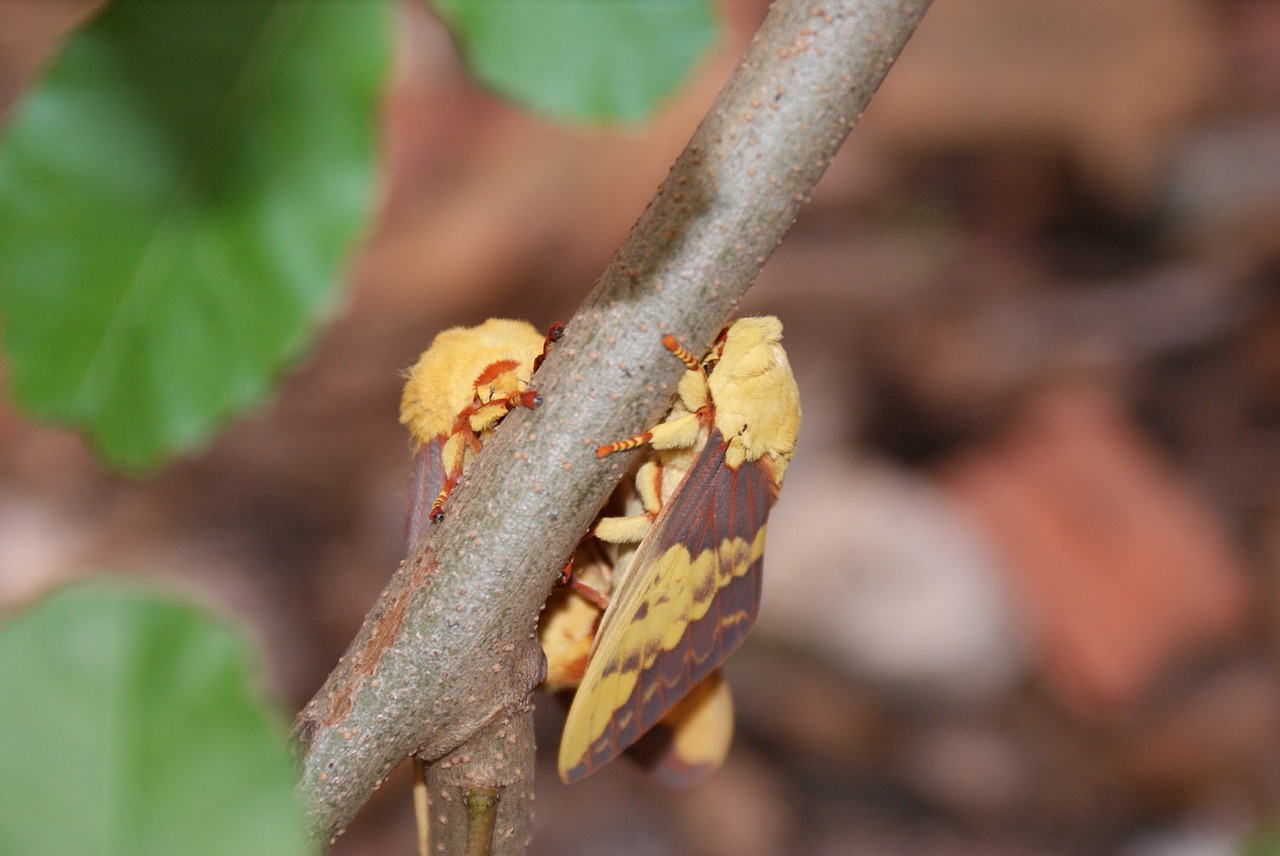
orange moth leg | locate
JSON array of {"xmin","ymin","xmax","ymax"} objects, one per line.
[
  {"xmin": 534, "ymin": 322, "xmax": 566, "ymax": 372},
  {"xmin": 596, "ymin": 431, "xmax": 652, "ymax": 458},
  {"xmin": 595, "ymin": 336, "xmax": 709, "ymax": 459},
  {"xmin": 595, "ymin": 459, "xmax": 664, "ymax": 545}
]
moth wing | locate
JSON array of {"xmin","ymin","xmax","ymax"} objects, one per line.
[
  {"xmin": 623, "ymin": 668, "xmax": 734, "ymax": 789},
  {"xmin": 558, "ymin": 428, "xmax": 777, "ymax": 782},
  {"xmin": 406, "ymin": 437, "xmax": 446, "ymax": 550}
]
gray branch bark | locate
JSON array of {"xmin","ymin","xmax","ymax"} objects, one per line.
[
  {"xmin": 296, "ymin": 0, "xmax": 932, "ymax": 846},
  {"xmin": 417, "ymin": 711, "xmax": 536, "ymax": 854}
]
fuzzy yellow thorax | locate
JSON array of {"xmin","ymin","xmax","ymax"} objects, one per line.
[
  {"xmin": 708, "ymin": 316, "xmax": 801, "ymax": 474},
  {"xmin": 399, "ymin": 318, "xmax": 545, "ymax": 445}
]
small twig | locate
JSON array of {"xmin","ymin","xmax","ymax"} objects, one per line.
[
  {"xmin": 295, "ymin": 0, "xmax": 931, "ymax": 845},
  {"xmin": 413, "ymin": 759, "xmax": 430, "ymax": 856},
  {"xmin": 419, "ymin": 710, "xmax": 536, "ymax": 856},
  {"xmin": 464, "ymin": 788, "xmax": 499, "ymax": 856}
]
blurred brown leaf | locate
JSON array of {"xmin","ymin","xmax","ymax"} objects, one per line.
[
  {"xmin": 942, "ymin": 380, "xmax": 1255, "ymax": 716},
  {"xmin": 863, "ymin": 0, "xmax": 1222, "ymax": 204}
]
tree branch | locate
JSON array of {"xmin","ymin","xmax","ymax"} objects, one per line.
[
  {"xmin": 416, "ymin": 710, "xmax": 536, "ymax": 855},
  {"xmin": 295, "ymin": 0, "xmax": 931, "ymax": 845}
]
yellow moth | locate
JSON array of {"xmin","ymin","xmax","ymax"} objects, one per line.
[
  {"xmin": 559, "ymin": 315, "xmax": 801, "ymax": 783},
  {"xmin": 400, "ymin": 317, "xmax": 558, "ymax": 528}
]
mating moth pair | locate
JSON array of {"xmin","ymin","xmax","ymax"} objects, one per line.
[{"xmin": 399, "ymin": 315, "xmax": 800, "ymax": 784}]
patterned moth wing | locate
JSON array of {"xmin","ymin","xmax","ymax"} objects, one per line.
[
  {"xmin": 542, "ymin": 479, "xmax": 737, "ymax": 788},
  {"xmin": 558, "ymin": 316, "xmax": 801, "ymax": 783},
  {"xmin": 622, "ymin": 669, "xmax": 734, "ymax": 788}
]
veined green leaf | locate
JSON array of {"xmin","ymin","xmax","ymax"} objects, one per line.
[{"xmin": 0, "ymin": 0, "xmax": 391, "ymax": 470}]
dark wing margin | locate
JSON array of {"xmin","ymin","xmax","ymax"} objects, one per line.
[
  {"xmin": 623, "ymin": 668, "xmax": 733, "ymax": 790},
  {"xmin": 562, "ymin": 428, "xmax": 778, "ymax": 781}
]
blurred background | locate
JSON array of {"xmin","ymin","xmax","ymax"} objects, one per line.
[{"xmin": 3, "ymin": 0, "xmax": 1280, "ymax": 853}]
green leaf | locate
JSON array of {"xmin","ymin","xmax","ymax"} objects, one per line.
[
  {"xmin": 430, "ymin": 0, "xmax": 719, "ymax": 123},
  {"xmin": 0, "ymin": 0, "xmax": 390, "ymax": 471},
  {"xmin": 0, "ymin": 581, "xmax": 311, "ymax": 856}
]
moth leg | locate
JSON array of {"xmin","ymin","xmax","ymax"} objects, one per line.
[
  {"xmin": 557, "ymin": 532, "xmax": 598, "ymax": 584},
  {"xmin": 514, "ymin": 388, "xmax": 542, "ymax": 409},
  {"xmin": 596, "ymin": 430, "xmax": 652, "ymax": 458},
  {"xmin": 663, "ymin": 333, "xmax": 716, "ymax": 414},
  {"xmin": 566, "ymin": 575, "xmax": 610, "ymax": 610},
  {"xmin": 647, "ymin": 412, "xmax": 701, "ymax": 450},
  {"xmin": 533, "ymin": 322, "xmax": 566, "ymax": 372},
  {"xmin": 593, "ymin": 513, "xmax": 652, "ymax": 544},
  {"xmin": 435, "ymin": 385, "xmax": 546, "ymax": 522},
  {"xmin": 428, "ymin": 471, "xmax": 461, "ymax": 523},
  {"xmin": 596, "ymin": 411, "xmax": 701, "ymax": 459},
  {"xmin": 558, "ymin": 553, "xmax": 611, "ymax": 609},
  {"xmin": 464, "ymin": 423, "xmax": 486, "ymax": 455},
  {"xmin": 662, "ymin": 334, "xmax": 703, "ymax": 373},
  {"xmin": 469, "ymin": 387, "xmax": 540, "ymax": 435},
  {"xmin": 425, "ymin": 429, "xmax": 467, "ymax": 523},
  {"xmin": 595, "ymin": 456, "xmax": 665, "ymax": 543},
  {"xmin": 634, "ymin": 459, "xmax": 664, "ymax": 516},
  {"xmin": 558, "ymin": 537, "xmax": 612, "ymax": 609},
  {"xmin": 428, "ymin": 420, "xmax": 482, "ymax": 522},
  {"xmin": 468, "ymin": 400, "xmax": 506, "ymax": 434},
  {"xmin": 595, "ymin": 333, "xmax": 712, "ymax": 459}
]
